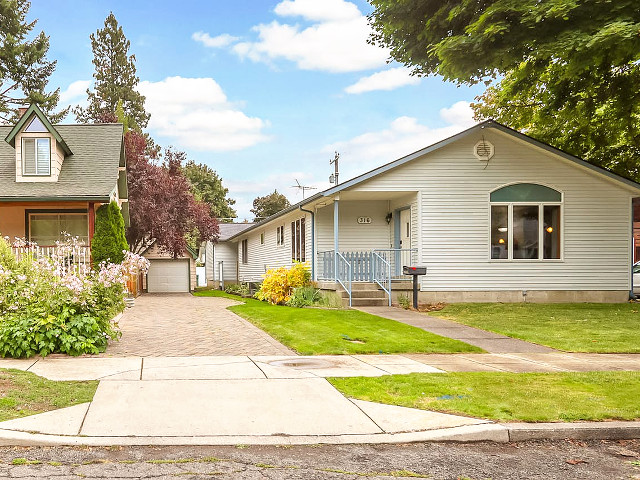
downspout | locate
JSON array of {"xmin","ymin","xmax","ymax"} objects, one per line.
[
  {"xmin": 299, "ymin": 205, "xmax": 315, "ymax": 281},
  {"xmin": 631, "ymin": 197, "xmax": 636, "ymax": 301}
]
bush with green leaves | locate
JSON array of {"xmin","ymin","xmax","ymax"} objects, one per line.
[
  {"xmin": 286, "ymin": 286, "xmax": 321, "ymax": 308},
  {"xmin": 0, "ymin": 236, "xmax": 147, "ymax": 358},
  {"xmin": 224, "ymin": 282, "xmax": 250, "ymax": 296},
  {"xmin": 91, "ymin": 201, "xmax": 129, "ymax": 264}
]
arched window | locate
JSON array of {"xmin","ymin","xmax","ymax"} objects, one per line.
[{"xmin": 490, "ymin": 183, "xmax": 562, "ymax": 260}]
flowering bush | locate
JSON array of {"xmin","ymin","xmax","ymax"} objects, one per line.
[
  {"xmin": 255, "ymin": 262, "xmax": 311, "ymax": 305},
  {"xmin": 0, "ymin": 236, "xmax": 149, "ymax": 358}
]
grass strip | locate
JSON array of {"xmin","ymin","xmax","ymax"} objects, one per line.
[
  {"xmin": 0, "ymin": 368, "xmax": 97, "ymax": 422},
  {"xmin": 330, "ymin": 371, "xmax": 640, "ymax": 422},
  {"xmin": 194, "ymin": 289, "xmax": 482, "ymax": 355}
]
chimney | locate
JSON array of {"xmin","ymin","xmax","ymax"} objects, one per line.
[{"xmin": 17, "ymin": 107, "xmax": 28, "ymax": 118}]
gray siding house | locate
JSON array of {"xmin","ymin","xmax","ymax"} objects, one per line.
[{"xmin": 228, "ymin": 120, "xmax": 640, "ymax": 305}]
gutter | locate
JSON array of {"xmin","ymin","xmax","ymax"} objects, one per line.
[{"xmin": 299, "ymin": 205, "xmax": 315, "ymax": 280}]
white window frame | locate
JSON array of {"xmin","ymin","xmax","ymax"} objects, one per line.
[
  {"xmin": 276, "ymin": 225, "xmax": 285, "ymax": 246},
  {"xmin": 22, "ymin": 137, "xmax": 51, "ymax": 176},
  {"xmin": 489, "ymin": 201, "xmax": 564, "ymax": 262}
]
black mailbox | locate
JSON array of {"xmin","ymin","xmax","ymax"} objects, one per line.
[
  {"xmin": 403, "ymin": 266, "xmax": 426, "ymax": 309},
  {"xmin": 403, "ymin": 266, "xmax": 426, "ymax": 276}
]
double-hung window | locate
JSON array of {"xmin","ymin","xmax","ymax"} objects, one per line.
[
  {"xmin": 490, "ymin": 183, "xmax": 562, "ymax": 260},
  {"xmin": 276, "ymin": 225, "xmax": 285, "ymax": 246},
  {"xmin": 22, "ymin": 138, "xmax": 51, "ymax": 176},
  {"xmin": 291, "ymin": 218, "xmax": 305, "ymax": 262}
]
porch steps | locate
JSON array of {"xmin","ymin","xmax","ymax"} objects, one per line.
[{"xmin": 336, "ymin": 282, "xmax": 389, "ymax": 307}]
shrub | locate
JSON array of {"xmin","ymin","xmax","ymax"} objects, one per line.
[
  {"xmin": 398, "ymin": 293, "xmax": 411, "ymax": 309},
  {"xmin": 91, "ymin": 201, "xmax": 129, "ymax": 264},
  {"xmin": 286, "ymin": 286, "xmax": 320, "ymax": 308},
  {"xmin": 255, "ymin": 262, "xmax": 311, "ymax": 305},
  {"xmin": 0, "ymin": 236, "xmax": 148, "ymax": 358},
  {"xmin": 224, "ymin": 282, "xmax": 250, "ymax": 296}
]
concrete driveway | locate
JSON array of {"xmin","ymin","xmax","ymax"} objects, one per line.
[{"xmin": 102, "ymin": 294, "xmax": 294, "ymax": 357}]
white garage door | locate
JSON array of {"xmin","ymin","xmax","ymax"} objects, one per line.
[{"xmin": 147, "ymin": 259, "xmax": 190, "ymax": 293}]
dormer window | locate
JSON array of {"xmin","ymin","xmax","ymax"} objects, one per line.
[
  {"xmin": 24, "ymin": 116, "xmax": 47, "ymax": 132},
  {"xmin": 22, "ymin": 138, "xmax": 51, "ymax": 176}
]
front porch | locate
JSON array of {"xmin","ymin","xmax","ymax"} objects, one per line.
[{"xmin": 312, "ymin": 191, "xmax": 420, "ymax": 306}]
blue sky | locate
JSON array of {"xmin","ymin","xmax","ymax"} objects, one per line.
[{"xmin": 30, "ymin": 0, "xmax": 486, "ymax": 219}]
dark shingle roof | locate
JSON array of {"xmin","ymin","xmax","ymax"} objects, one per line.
[
  {"xmin": 0, "ymin": 123, "xmax": 124, "ymax": 201},
  {"xmin": 218, "ymin": 223, "xmax": 254, "ymax": 241}
]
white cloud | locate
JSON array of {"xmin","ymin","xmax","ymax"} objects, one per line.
[
  {"xmin": 202, "ymin": 0, "xmax": 389, "ymax": 73},
  {"xmin": 138, "ymin": 76, "xmax": 269, "ymax": 152},
  {"xmin": 192, "ymin": 32, "xmax": 238, "ymax": 48},
  {"xmin": 323, "ymin": 101, "xmax": 476, "ymax": 179},
  {"xmin": 59, "ymin": 80, "xmax": 91, "ymax": 104},
  {"xmin": 345, "ymin": 67, "xmax": 420, "ymax": 94}
]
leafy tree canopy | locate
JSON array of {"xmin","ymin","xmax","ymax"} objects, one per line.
[
  {"xmin": 183, "ymin": 160, "xmax": 237, "ymax": 221},
  {"xmin": 0, "ymin": 0, "xmax": 67, "ymax": 123},
  {"xmin": 74, "ymin": 12, "xmax": 149, "ymax": 129},
  {"xmin": 369, "ymin": 0, "xmax": 640, "ymax": 178},
  {"xmin": 251, "ymin": 190, "xmax": 291, "ymax": 222}
]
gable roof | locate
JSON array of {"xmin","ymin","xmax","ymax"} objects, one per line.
[
  {"xmin": 227, "ymin": 119, "xmax": 640, "ymax": 240},
  {"xmin": 4, "ymin": 104, "xmax": 72, "ymax": 155},
  {"xmin": 0, "ymin": 123, "xmax": 125, "ymax": 202},
  {"xmin": 217, "ymin": 223, "xmax": 254, "ymax": 241}
]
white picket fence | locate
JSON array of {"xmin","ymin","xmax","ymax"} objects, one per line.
[{"xmin": 11, "ymin": 245, "xmax": 90, "ymax": 274}]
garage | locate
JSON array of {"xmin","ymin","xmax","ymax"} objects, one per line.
[{"xmin": 147, "ymin": 259, "xmax": 190, "ymax": 293}]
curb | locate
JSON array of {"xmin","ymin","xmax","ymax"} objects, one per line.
[{"xmin": 0, "ymin": 422, "xmax": 637, "ymax": 446}]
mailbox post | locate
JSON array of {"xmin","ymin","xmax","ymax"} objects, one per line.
[{"xmin": 402, "ymin": 266, "xmax": 426, "ymax": 309}]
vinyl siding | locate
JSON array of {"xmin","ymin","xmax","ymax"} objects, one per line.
[
  {"xmin": 237, "ymin": 210, "xmax": 312, "ymax": 282},
  {"xmin": 212, "ymin": 241, "xmax": 239, "ymax": 282},
  {"xmin": 347, "ymin": 130, "xmax": 635, "ymax": 291}
]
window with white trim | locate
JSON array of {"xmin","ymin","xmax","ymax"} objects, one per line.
[
  {"xmin": 276, "ymin": 225, "xmax": 285, "ymax": 246},
  {"xmin": 291, "ymin": 218, "xmax": 305, "ymax": 262},
  {"xmin": 490, "ymin": 183, "xmax": 562, "ymax": 260},
  {"xmin": 22, "ymin": 137, "xmax": 51, "ymax": 176},
  {"xmin": 28, "ymin": 212, "xmax": 88, "ymax": 246},
  {"xmin": 241, "ymin": 239, "xmax": 248, "ymax": 264}
]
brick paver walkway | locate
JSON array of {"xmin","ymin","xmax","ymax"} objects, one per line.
[{"xmin": 101, "ymin": 294, "xmax": 294, "ymax": 357}]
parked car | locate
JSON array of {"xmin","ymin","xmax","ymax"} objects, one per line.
[{"xmin": 634, "ymin": 262, "xmax": 640, "ymax": 293}]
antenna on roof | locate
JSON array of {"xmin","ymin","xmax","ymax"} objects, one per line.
[
  {"xmin": 290, "ymin": 179, "xmax": 317, "ymax": 199},
  {"xmin": 329, "ymin": 151, "xmax": 340, "ymax": 185}
]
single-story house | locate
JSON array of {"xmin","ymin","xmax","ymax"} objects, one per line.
[
  {"xmin": 203, "ymin": 222, "xmax": 253, "ymax": 288},
  {"xmin": 226, "ymin": 120, "xmax": 640, "ymax": 305},
  {"xmin": 0, "ymin": 104, "xmax": 128, "ymax": 253}
]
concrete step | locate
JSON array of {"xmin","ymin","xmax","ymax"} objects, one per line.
[
  {"xmin": 348, "ymin": 297, "xmax": 389, "ymax": 307},
  {"xmin": 338, "ymin": 289, "xmax": 387, "ymax": 299}
]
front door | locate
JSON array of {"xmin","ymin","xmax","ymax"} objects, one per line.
[{"xmin": 400, "ymin": 208, "xmax": 411, "ymax": 249}]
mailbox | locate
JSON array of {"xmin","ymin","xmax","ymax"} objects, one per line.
[
  {"xmin": 403, "ymin": 266, "xmax": 426, "ymax": 276},
  {"xmin": 402, "ymin": 266, "xmax": 426, "ymax": 309}
]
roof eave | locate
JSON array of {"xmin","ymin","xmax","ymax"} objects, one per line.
[{"xmin": 4, "ymin": 104, "xmax": 73, "ymax": 155}]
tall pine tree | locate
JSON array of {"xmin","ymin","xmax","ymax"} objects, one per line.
[
  {"xmin": 74, "ymin": 12, "xmax": 149, "ymax": 129},
  {"xmin": 0, "ymin": 0, "xmax": 67, "ymax": 123}
]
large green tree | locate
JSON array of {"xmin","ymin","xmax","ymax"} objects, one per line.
[
  {"xmin": 250, "ymin": 190, "xmax": 290, "ymax": 222},
  {"xmin": 368, "ymin": 0, "xmax": 640, "ymax": 177},
  {"xmin": 74, "ymin": 12, "xmax": 149, "ymax": 129},
  {"xmin": 0, "ymin": 0, "xmax": 66, "ymax": 123},
  {"xmin": 183, "ymin": 160, "xmax": 237, "ymax": 221}
]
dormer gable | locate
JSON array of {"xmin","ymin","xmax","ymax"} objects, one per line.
[{"xmin": 4, "ymin": 104, "xmax": 72, "ymax": 183}]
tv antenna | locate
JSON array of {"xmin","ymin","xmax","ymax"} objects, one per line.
[
  {"xmin": 290, "ymin": 179, "xmax": 317, "ymax": 199},
  {"xmin": 329, "ymin": 151, "xmax": 340, "ymax": 185}
]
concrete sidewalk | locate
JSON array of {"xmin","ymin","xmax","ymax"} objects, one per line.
[
  {"xmin": 0, "ymin": 354, "xmax": 638, "ymax": 446},
  {"xmin": 356, "ymin": 306, "xmax": 556, "ymax": 353}
]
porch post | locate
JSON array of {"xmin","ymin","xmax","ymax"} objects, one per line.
[{"xmin": 333, "ymin": 198, "xmax": 339, "ymax": 281}]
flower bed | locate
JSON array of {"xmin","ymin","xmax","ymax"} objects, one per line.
[{"xmin": 0, "ymin": 236, "xmax": 149, "ymax": 358}]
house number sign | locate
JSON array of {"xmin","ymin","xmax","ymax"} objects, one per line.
[{"xmin": 357, "ymin": 216, "xmax": 372, "ymax": 224}]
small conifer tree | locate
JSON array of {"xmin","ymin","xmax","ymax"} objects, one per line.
[{"xmin": 92, "ymin": 201, "xmax": 129, "ymax": 264}]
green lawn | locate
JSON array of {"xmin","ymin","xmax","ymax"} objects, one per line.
[
  {"xmin": 194, "ymin": 290, "xmax": 482, "ymax": 355},
  {"xmin": 330, "ymin": 371, "xmax": 640, "ymax": 422},
  {"xmin": 431, "ymin": 303, "xmax": 640, "ymax": 353},
  {"xmin": 0, "ymin": 369, "xmax": 97, "ymax": 422}
]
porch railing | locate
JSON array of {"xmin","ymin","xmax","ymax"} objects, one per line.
[
  {"xmin": 372, "ymin": 251, "xmax": 392, "ymax": 306},
  {"xmin": 11, "ymin": 245, "xmax": 90, "ymax": 275},
  {"xmin": 335, "ymin": 251, "xmax": 352, "ymax": 307},
  {"xmin": 373, "ymin": 248, "xmax": 418, "ymax": 278},
  {"xmin": 318, "ymin": 250, "xmax": 335, "ymax": 281}
]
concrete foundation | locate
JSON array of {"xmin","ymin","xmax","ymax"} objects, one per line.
[{"xmin": 409, "ymin": 290, "xmax": 629, "ymax": 304}]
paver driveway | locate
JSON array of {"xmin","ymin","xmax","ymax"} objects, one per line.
[{"xmin": 102, "ymin": 294, "xmax": 294, "ymax": 357}]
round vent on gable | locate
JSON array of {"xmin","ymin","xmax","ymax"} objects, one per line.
[{"xmin": 474, "ymin": 140, "xmax": 494, "ymax": 161}]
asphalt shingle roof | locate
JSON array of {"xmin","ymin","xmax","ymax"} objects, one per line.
[
  {"xmin": 218, "ymin": 223, "xmax": 254, "ymax": 241},
  {"xmin": 0, "ymin": 123, "xmax": 124, "ymax": 201}
]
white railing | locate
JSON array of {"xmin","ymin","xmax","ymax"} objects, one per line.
[
  {"xmin": 373, "ymin": 248, "xmax": 418, "ymax": 278},
  {"xmin": 318, "ymin": 250, "xmax": 335, "ymax": 281},
  {"xmin": 372, "ymin": 251, "xmax": 392, "ymax": 306},
  {"xmin": 335, "ymin": 251, "xmax": 352, "ymax": 307},
  {"xmin": 11, "ymin": 245, "xmax": 90, "ymax": 275}
]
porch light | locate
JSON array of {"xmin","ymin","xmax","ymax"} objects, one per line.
[
  {"xmin": 385, "ymin": 212, "xmax": 392, "ymax": 224},
  {"xmin": 546, "ymin": 226, "xmax": 554, "ymax": 233},
  {"xmin": 498, "ymin": 238, "xmax": 505, "ymax": 244}
]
